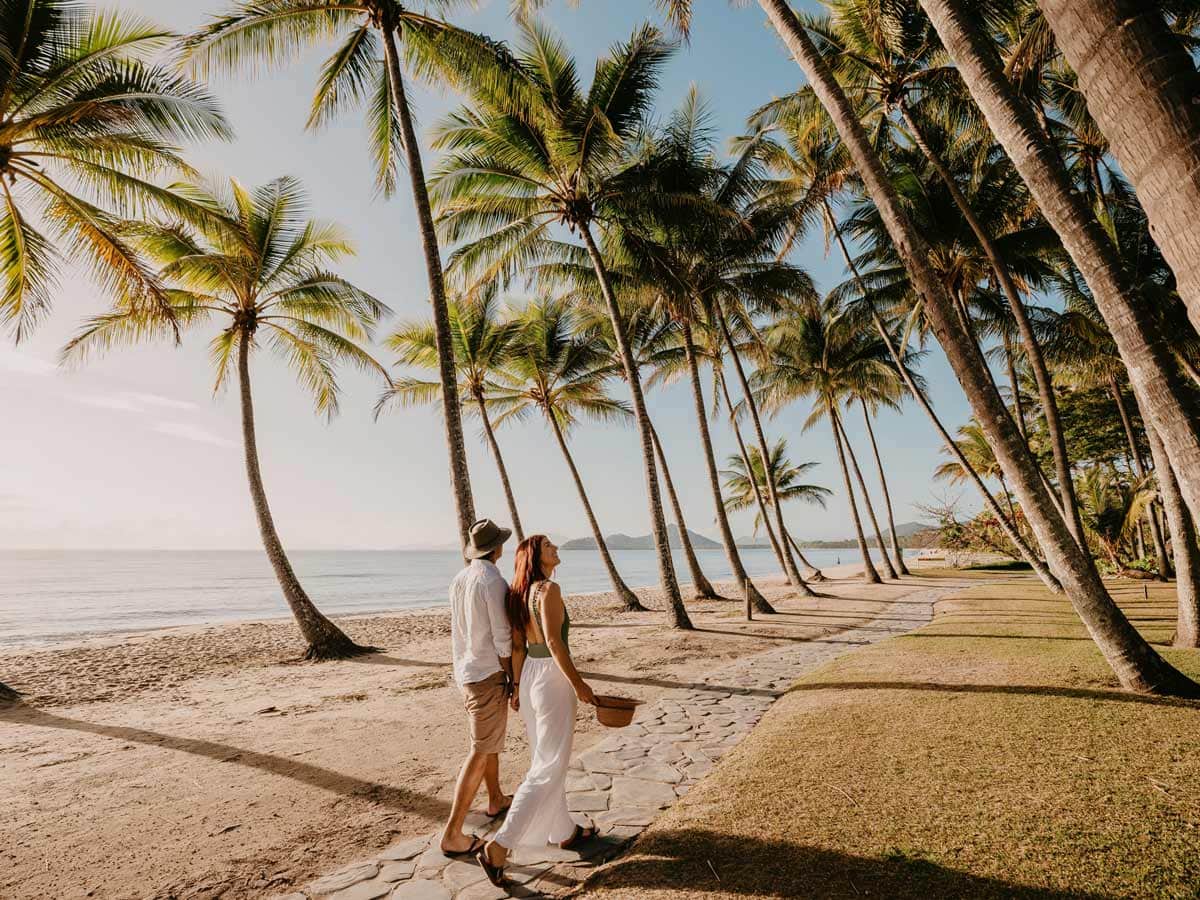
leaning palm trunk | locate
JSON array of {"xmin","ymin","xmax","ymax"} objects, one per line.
[
  {"xmin": 475, "ymin": 389, "xmax": 525, "ymax": 543},
  {"xmin": 823, "ymin": 199, "xmax": 1058, "ymax": 588},
  {"xmin": 835, "ymin": 411, "xmax": 898, "ymax": 579},
  {"xmin": 579, "ymin": 226, "xmax": 691, "ymax": 628},
  {"xmin": 0, "ymin": 681, "xmax": 19, "ymax": 703},
  {"xmin": 762, "ymin": 0, "xmax": 1195, "ymax": 695},
  {"xmin": 1036, "ymin": 0, "xmax": 1200, "ymax": 337},
  {"xmin": 650, "ymin": 421, "xmax": 722, "ymax": 600},
  {"xmin": 717, "ymin": 373, "xmax": 797, "ymax": 605},
  {"xmin": 919, "ymin": 0, "xmax": 1200, "ymax": 576},
  {"xmin": 899, "ymin": 100, "xmax": 1086, "ymax": 546},
  {"xmin": 381, "ymin": 26, "xmax": 475, "ymax": 552},
  {"xmin": 1110, "ymin": 378, "xmax": 1171, "ymax": 579},
  {"xmin": 1147, "ymin": 426, "xmax": 1200, "ymax": 648},
  {"xmin": 786, "ymin": 535, "xmax": 827, "ymax": 580},
  {"xmin": 1003, "ymin": 336, "xmax": 1027, "ymax": 439},
  {"xmin": 545, "ymin": 408, "xmax": 644, "ymax": 611},
  {"xmin": 682, "ymin": 320, "xmax": 774, "ymax": 615},
  {"xmin": 715, "ymin": 304, "xmax": 809, "ymax": 591},
  {"xmin": 829, "ymin": 403, "xmax": 882, "ymax": 584},
  {"xmin": 237, "ymin": 337, "xmax": 373, "ymax": 661},
  {"xmin": 861, "ymin": 404, "xmax": 910, "ymax": 575}
]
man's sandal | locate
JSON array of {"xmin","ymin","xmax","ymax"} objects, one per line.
[{"xmin": 440, "ymin": 835, "xmax": 484, "ymax": 859}]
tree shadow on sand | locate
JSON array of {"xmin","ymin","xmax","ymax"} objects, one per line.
[
  {"xmin": 2, "ymin": 706, "xmax": 450, "ymax": 818},
  {"xmin": 587, "ymin": 828, "xmax": 1105, "ymax": 898}
]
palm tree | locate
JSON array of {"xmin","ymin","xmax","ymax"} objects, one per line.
[
  {"xmin": 64, "ymin": 176, "xmax": 389, "ymax": 660},
  {"xmin": 429, "ymin": 21, "xmax": 693, "ymax": 628},
  {"xmin": 1146, "ymin": 423, "xmax": 1200, "ymax": 648},
  {"xmin": 0, "ymin": 0, "xmax": 230, "ymax": 342},
  {"xmin": 491, "ymin": 296, "xmax": 645, "ymax": 612},
  {"xmin": 917, "ymin": 0, "xmax": 1200, "ymax": 620},
  {"xmin": 721, "ymin": 439, "xmax": 831, "ymax": 536},
  {"xmin": 379, "ymin": 287, "xmax": 525, "ymax": 541},
  {"xmin": 856, "ymin": 398, "xmax": 911, "ymax": 574},
  {"xmin": 769, "ymin": 0, "xmax": 1085, "ymax": 544},
  {"xmin": 580, "ymin": 303, "xmax": 723, "ymax": 600},
  {"xmin": 180, "ymin": 0, "xmax": 528, "ymax": 552},
  {"xmin": 935, "ymin": 421, "xmax": 1018, "ymax": 522},
  {"xmin": 1035, "ymin": 1, "xmax": 1200, "ymax": 337},
  {"xmin": 1076, "ymin": 466, "xmax": 1156, "ymax": 571},
  {"xmin": 746, "ymin": 118, "xmax": 1057, "ymax": 586}
]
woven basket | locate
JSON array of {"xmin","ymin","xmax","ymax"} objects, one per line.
[{"xmin": 593, "ymin": 694, "xmax": 642, "ymax": 728}]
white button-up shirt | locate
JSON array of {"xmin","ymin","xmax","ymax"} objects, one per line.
[{"xmin": 449, "ymin": 558, "xmax": 513, "ymax": 687}]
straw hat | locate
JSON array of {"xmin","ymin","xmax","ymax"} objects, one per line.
[{"xmin": 465, "ymin": 518, "xmax": 512, "ymax": 560}]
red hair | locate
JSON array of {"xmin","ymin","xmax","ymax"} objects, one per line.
[{"xmin": 507, "ymin": 535, "xmax": 548, "ymax": 634}]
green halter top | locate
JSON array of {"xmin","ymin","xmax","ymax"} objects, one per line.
[{"xmin": 526, "ymin": 581, "xmax": 569, "ymax": 658}]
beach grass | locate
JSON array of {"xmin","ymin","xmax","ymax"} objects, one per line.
[{"xmin": 580, "ymin": 572, "xmax": 1200, "ymax": 899}]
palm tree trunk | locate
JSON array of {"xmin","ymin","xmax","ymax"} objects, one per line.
[
  {"xmin": 829, "ymin": 402, "xmax": 882, "ymax": 584},
  {"xmin": 786, "ymin": 534, "xmax": 827, "ymax": 580},
  {"xmin": 823, "ymin": 198, "xmax": 1058, "ymax": 588},
  {"xmin": 475, "ymin": 390, "xmax": 524, "ymax": 543},
  {"xmin": 0, "ymin": 681, "xmax": 19, "ymax": 703},
  {"xmin": 900, "ymin": 99, "xmax": 1086, "ymax": 546},
  {"xmin": 834, "ymin": 409, "xmax": 896, "ymax": 578},
  {"xmin": 545, "ymin": 407, "xmax": 644, "ymax": 612},
  {"xmin": 381, "ymin": 26, "xmax": 475, "ymax": 553},
  {"xmin": 714, "ymin": 303, "xmax": 810, "ymax": 592},
  {"xmin": 1110, "ymin": 377, "xmax": 1171, "ymax": 579},
  {"xmin": 1004, "ymin": 335, "xmax": 1027, "ymax": 440},
  {"xmin": 237, "ymin": 334, "xmax": 371, "ymax": 661},
  {"xmin": 1037, "ymin": 0, "xmax": 1200, "ymax": 337},
  {"xmin": 717, "ymin": 371, "xmax": 801, "ymax": 603},
  {"xmin": 998, "ymin": 471, "xmax": 1017, "ymax": 524},
  {"xmin": 681, "ymin": 320, "xmax": 774, "ymax": 616},
  {"xmin": 649, "ymin": 420, "xmax": 722, "ymax": 600},
  {"xmin": 579, "ymin": 225, "xmax": 691, "ymax": 629},
  {"xmin": 862, "ymin": 403, "xmax": 910, "ymax": 575},
  {"xmin": 919, "ymin": 0, "xmax": 1200, "ymax": 572},
  {"xmin": 1147, "ymin": 425, "xmax": 1200, "ymax": 648},
  {"xmin": 763, "ymin": 0, "xmax": 1196, "ymax": 696}
]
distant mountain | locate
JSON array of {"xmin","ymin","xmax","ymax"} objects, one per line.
[{"xmin": 562, "ymin": 525, "xmax": 722, "ymax": 551}]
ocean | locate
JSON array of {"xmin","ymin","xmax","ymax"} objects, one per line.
[{"xmin": 0, "ymin": 546, "xmax": 901, "ymax": 648}]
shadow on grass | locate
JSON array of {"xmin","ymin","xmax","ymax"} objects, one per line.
[
  {"xmin": 1, "ymin": 706, "xmax": 451, "ymax": 817},
  {"xmin": 588, "ymin": 828, "xmax": 1103, "ymax": 898},
  {"xmin": 786, "ymin": 679, "xmax": 1200, "ymax": 709}
]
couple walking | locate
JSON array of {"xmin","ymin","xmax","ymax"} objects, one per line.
[{"xmin": 440, "ymin": 518, "xmax": 599, "ymax": 888}]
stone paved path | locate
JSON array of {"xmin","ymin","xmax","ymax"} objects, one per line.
[{"xmin": 275, "ymin": 583, "xmax": 962, "ymax": 900}]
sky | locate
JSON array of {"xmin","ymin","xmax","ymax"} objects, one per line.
[{"xmin": 0, "ymin": 0, "xmax": 977, "ymax": 551}]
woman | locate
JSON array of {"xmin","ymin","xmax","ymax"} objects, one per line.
[{"xmin": 477, "ymin": 534, "xmax": 598, "ymax": 886}]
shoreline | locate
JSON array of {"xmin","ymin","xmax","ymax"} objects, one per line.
[{"xmin": 0, "ymin": 561, "xmax": 871, "ymax": 656}]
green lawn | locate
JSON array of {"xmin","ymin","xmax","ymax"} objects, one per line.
[{"xmin": 581, "ymin": 573, "xmax": 1200, "ymax": 899}]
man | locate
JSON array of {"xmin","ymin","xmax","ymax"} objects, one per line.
[{"xmin": 440, "ymin": 518, "xmax": 515, "ymax": 857}]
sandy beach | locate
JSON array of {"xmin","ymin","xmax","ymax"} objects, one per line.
[{"xmin": 1, "ymin": 564, "xmax": 929, "ymax": 900}]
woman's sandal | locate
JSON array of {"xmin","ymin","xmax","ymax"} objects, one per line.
[
  {"xmin": 558, "ymin": 820, "xmax": 599, "ymax": 850},
  {"xmin": 475, "ymin": 844, "xmax": 506, "ymax": 887},
  {"xmin": 441, "ymin": 835, "xmax": 484, "ymax": 859}
]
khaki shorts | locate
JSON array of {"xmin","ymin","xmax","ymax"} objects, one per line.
[{"xmin": 462, "ymin": 670, "xmax": 508, "ymax": 754}]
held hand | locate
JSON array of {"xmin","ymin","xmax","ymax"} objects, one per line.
[
  {"xmin": 574, "ymin": 681, "xmax": 596, "ymax": 706},
  {"xmin": 509, "ymin": 691, "xmax": 520, "ymax": 712}
]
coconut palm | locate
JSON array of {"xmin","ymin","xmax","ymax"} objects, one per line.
[
  {"xmin": 180, "ymin": 0, "xmax": 528, "ymax": 552},
  {"xmin": 429, "ymin": 21, "xmax": 693, "ymax": 628},
  {"xmin": 722, "ymin": 440, "xmax": 831, "ymax": 535},
  {"xmin": 491, "ymin": 296, "xmax": 645, "ymax": 611},
  {"xmin": 579, "ymin": 302, "xmax": 723, "ymax": 600},
  {"xmin": 1076, "ymin": 466, "xmax": 1157, "ymax": 570},
  {"xmin": 746, "ymin": 119, "xmax": 1056, "ymax": 586},
  {"xmin": 0, "ymin": 0, "xmax": 230, "ymax": 342},
  {"xmin": 935, "ymin": 421, "xmax": 1018, "ymax": 521},
  {"xmin": 64, "ymin": 176, "xmax": 389, "ymax": 660},
  {"xmin": 379, "ymin": 287, "xmax": 526, "ymax": 542},
  {"xmin": 778, "ymin": 0, "xmax": 1086, "ymax": 545},
  {"xmin": 753, "ymin": 296, "xmax": 892, "ymax": 583},
  {"xmin": 1035, "ymin": 1, "xmax": 1200, "ymax": 336},
  {"xmin": 917, "ymin": 0, "xmax": 1200, "ymax": 630}
]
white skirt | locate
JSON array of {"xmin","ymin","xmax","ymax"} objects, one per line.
[{"xmin": 494, "ymin": 655, "xmax": 579, "ymax": 848}]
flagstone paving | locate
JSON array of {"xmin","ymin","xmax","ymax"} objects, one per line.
[{"xmin": 277, "ymin": 583, "xmax": 960, "ymax": 899}]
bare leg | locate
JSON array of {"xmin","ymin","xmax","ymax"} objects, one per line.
[
  {"xmin": 440, "ymin": 751, "xmax": 489, "ymax": 853},
  {"xmin": 483, "ymin": 753, "xmax": 510, "ymax": 816}
]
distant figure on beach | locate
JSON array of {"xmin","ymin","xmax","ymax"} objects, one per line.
[
  {"xmin": 440, "ymin": 519, "xmax": 515, "ymax": 857},
  {"xmin": 476, "ymin": 534, "xmax": 598, "ymax": 887}
]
